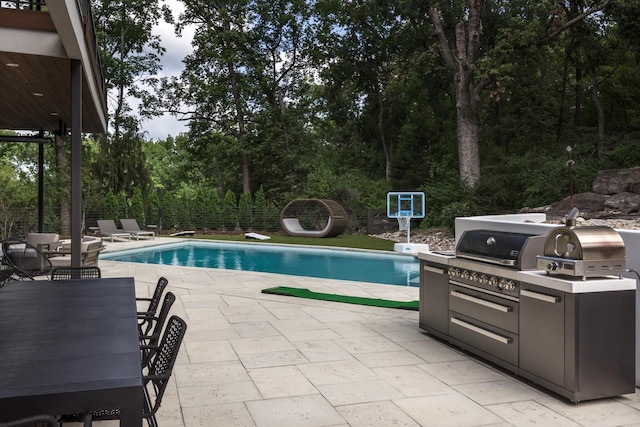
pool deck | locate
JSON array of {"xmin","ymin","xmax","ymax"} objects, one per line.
[{"xmin": 77, "ymin": 237, "xmax": 640, "ymax": 426}]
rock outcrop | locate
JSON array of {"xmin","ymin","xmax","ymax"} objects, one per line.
[{"xmin": 528, "ymin": 167, "xmax": 640, "ymax": 220}]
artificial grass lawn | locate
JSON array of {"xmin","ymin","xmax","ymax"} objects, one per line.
[
  {"xmin": 262, "ymin": 286, "xmax": 419, "ymax": 310},
  {"xmin": 192, "ymin": 233, "xmax": 396, "ymax": 251}
]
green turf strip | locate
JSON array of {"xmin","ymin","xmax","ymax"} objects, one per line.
[{"xmin": 261, "ymin": 286, "xmax": 419, "ymax": 311}]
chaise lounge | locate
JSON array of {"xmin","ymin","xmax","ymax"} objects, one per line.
[
  {"xmin": 120, "ymin": 219, "xmax": 155, "ymax": 240},
  {"xmin": 97, "ymin": 220, "xmax": 132, "ymax": 242}
]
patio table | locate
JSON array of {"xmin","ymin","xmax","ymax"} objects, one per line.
[{"xmin": 0, "ymin": 278, "xmax": 142, "ymax": 426}]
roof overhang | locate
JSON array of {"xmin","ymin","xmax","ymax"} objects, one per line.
[{"xmin": 0, "ymin": 3, "xmax": 107, "ymax": 133}]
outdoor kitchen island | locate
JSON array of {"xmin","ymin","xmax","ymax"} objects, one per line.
[{"xmin": 418, "ymin": 249, "xmax": 636, "ymax": 403}]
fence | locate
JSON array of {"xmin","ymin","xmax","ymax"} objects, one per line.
[{"xmin": 2, "ymin": 203, "xmax": 382, "ymax": 238}]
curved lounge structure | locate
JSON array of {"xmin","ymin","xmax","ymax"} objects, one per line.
[{"xmin": 280, "ymin": 199, "xmax": 348, "ymax": 238}]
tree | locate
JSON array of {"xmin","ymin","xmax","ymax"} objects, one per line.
[
  {"xmin": 166, "ymin": 0, "xmax": 313, "ymax": 193},
  {"xmin": 426, "ymin": 0, "xmax": 614, "ymax": 188},
  {"xmin": 129, "ymin": 187, "xmax": 145, "ymax": 225},
  {"xmin": 427, "ymin": 1, "xmax": 489, "ymax": 188},
  {"xmin": 238, "ymin": 191, "xmax": 252, "ymax": 230},
  {"xmin": 92, "ymin": 0, "xmax": 170, "ymax": 195},
  {"xmin": 222, "ymin": 189, "xmax": 237, "ymax": 230}
]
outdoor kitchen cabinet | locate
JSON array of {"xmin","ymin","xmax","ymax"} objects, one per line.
[
  {"xmin": 519, "ymin": 284, "xmax": 565, "ymax": 388},
  {"xmin": 519, "ymin": 283, "xmax": 636, "ymax": 403},
  {"xmin": 419, "ymin": 261, "xmax": 449, "ymax": 340}
]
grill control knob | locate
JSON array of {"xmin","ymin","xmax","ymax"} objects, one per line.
[
  {"xmin": 488, "ymin": 277, "xmax": 498, "ymax": 287},
  {"xmin": 462, "ymin": 270, "xmax": 470, "ymax": 280},
  {"xmin": 479, "ymin": 274, "xmax": 488, "ymax": 284},
  {"xmin": 547, "ymin": 262, "xmax": 560, "ymax": 272},
  {"xmin": 470, "ymin": 272, "xmax": 478, "ymax": 282},
  {"xmin": 504, "ymin": 280, "xmax": 516, "ymax": 291}
]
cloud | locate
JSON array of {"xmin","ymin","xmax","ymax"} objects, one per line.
[{"xmin": 138, "ymin": 1, "xmax": 194, "ymax": 140}]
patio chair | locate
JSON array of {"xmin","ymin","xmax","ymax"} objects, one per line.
[
  {"xmin": 120, "ymin": 219, "xmax": 155, "ymax": 240},
  {"xmin": 1, "ymin": 240, "xmax": 52, "ymax": 279},
  {"xmin": 140, "ymin": 292, "xmax": 176, "ymax": 369},
  {"xmin": 0, "ymin": 257, "xmax": 29, "ymax": 287},
  {"xmin": 51, "ymin": 266, "xmax": 102, "ymax": 280},
  {"xmin": 0, "ymin": 414, "xmax": 59, "ymax": 427},
  {"xmin": 96, "ymin": 220, "xmax": 131, "ymax": 242},
  {"xmin": 72, "ymin": 316, "xmax": 187, "ymax": 427},
  {"xmin": 25, "ymin": 232, "xmax": 60, "ymax": 251},
  {"xmin": 47, "ymin": 239, "xmax": 105, "ymax": 268},
  {"xmin": 137, "ymin": 277, "xmax": 169, "ymax": 336}
]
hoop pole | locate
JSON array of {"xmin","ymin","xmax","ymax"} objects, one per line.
[{"xmin": 406, "ymin": 217, "xmax": 411, "ymax": 243}]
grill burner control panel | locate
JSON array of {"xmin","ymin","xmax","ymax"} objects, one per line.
[{"xmin": 448, "ymin": 267, "xmax": 519, "ymax": 298}]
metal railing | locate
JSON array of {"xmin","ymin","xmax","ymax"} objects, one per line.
[
  {"xmin": 0, "ymin": 0, "xmax": 46, "ymax": 10},
  {"xmin": 1, "ymin": 205, "xmax": 369, "ymax": 238}
]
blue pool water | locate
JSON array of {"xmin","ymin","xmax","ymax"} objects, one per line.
[{"xmin": 101, "ymin": 242, "xmax": 420, "ymax": 286}]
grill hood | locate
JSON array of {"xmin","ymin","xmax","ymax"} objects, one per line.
[{"xmin": 455, "ymin": 229, "xmax": 545, "ymax": 270}]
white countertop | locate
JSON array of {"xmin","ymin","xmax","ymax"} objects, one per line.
[
  {"xmin": 418, "ymin": 251, "xmax": 637, "ymax": 293},
  {"xmin": 517, "ymin": 271, "xmax": 636, "ymax": 293}
]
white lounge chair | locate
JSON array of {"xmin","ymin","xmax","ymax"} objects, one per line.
[
  {"xmin": 120, "ymin": 219, "xmax": 155, "ymax": 240},
  {"xmin": 97, "ymin": 220, "xmax": 131, "ymax": 242}
]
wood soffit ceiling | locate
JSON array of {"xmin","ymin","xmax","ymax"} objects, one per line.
[{"xmin": 0, "ymin": 11, "xmax": 105, "ymax": 134}]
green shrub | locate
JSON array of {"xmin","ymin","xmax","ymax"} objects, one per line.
[
  {"xmin": 254, "ymin": 186, "xmax": 268, "ymax": 230},
  {"xmin": 222, "ymin": 189, "xmax": 237, "ymax": 230},
  {"xmin": 129, "ymin": 187, "xmax": 145, "ymax": 225},
  {"xmin": 238, "ymin": 192, "xmax": 252, "ymax": 230},
  {"xmin": 146, "ymin": 190, "xmax": 160, "ymax": 227}
]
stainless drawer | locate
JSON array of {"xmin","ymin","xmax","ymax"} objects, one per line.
[
  {"xmin": 449, "ymin": 312, "xmax": 519, "ymax": 367},
  {"xmin": 449, "ymin": 284, "xmax": 519, "ymax": 334}
]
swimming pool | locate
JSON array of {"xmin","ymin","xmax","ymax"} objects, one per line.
[{"xmin": 101, "ymin": 241, "xmax": 420, "ymax": 286}]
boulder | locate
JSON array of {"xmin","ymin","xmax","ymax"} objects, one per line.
[
  {"xmin": 604, "ymin": 192, "xmax": 640, "ymax": 214},
  {"xmin": 592, "ymin": 167, "xmax": 640, "ymax": 195},
  {"xmin": 547, "ymin": 192, "xmax": 606, "ymax": 219}
]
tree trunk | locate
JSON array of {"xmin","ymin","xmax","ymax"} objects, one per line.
[
  {"xmin": 227, "ymin": 60, "xmax": 251, "ymax": 193},
  {"xmin": 456, "ymin": 68, "xmax": 481, "ymax": 186},
  {"xmin": 428, "ymin": 2, "xmax": 483, "ymax": 188},
  {"xmin": 377, "ymin": 92, "xmax": 392, "ymax": 180},
  {"xmin": 589, "ymin": 65, "xmax": 605, "ymax": 159},
  {"xmin": 55, "ymin": 134, "xmax": 71, "ymax": 236}
]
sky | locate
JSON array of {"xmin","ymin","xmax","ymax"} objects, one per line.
[{"xmin": 136, "ymin": 1, "xmax": 194, "ymax": 141}]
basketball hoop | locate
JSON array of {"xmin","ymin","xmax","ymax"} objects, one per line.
[
  {"xmin": 387, "ymin": 191, "xmax": 425, "ymax": 245},
  {"xmin": 386, "ymin": 191, "xmax": 428, "ymax": 253},
  {"xmin": 397, "ymin": 216, "xmax": 410, "ymax": 231}
]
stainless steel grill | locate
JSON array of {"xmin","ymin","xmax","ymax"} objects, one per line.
[
  {"xmin": 451, "ymin": 229, "xmax": 546, "ymax": 299},
  {"xmin": 536, "ymin": 225, "xmax": 626, "ymax": 280},
  {"xmin": 419, "ymin": 213, "xmax": 636, "ymax": 403}
]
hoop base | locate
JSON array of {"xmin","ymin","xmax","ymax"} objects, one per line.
[{"xmin": 394, "ymin": 243, "xmax": 430, "ymax": 255}]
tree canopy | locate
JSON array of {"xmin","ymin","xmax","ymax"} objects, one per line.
[{"xmin": 2, "ymin": 0, "xmax": 640, "ymax": 236}]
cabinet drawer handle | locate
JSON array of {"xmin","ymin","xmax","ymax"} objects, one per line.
[
  {"xmin": 450, "ymin": 290, "xmax": 513, "ymax": 313},
  {"xmin": 451, "ymin": 317, "xmax": 512, "ymax": 344},
  {"xmin": 423, "ymin": 265, "xmax": 445, "ymax": 275},
  {"xmin": 521, "ymin": 289, "xmax": 561, "ymax": 304}
]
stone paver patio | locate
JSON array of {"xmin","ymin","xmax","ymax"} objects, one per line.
[{"xmin": 71, "ymin": 237, "xmax": 640, "ymax": 426}]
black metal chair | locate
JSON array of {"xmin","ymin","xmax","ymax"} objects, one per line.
[
  {"xmin": 51, "ymin": 266, "xmax": 102, "ymax": 280},
  {"xmin": 1, "ymin": 240, "xmax": 52, "ymax": 279},
  {"xmin": 79, "ymin": 316, "xmax": 187, "ymax": 427},
  {"xmin": 0, "ymin": 257, "xmax": 27, "ymax": 287},
  {"xmin": 0, "ymin": 414, "xmax": 59, "ymax": 427},
  {"xmin": 137, "ymin": 277, "xmax": 169, "ymax": 336},
  {"xmin": 140, "ymin": 292, "xmax": 176, "ymax": 369}
]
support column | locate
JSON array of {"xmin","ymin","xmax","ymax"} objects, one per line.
[
  {"xmin": 38, "ymin": 139, "xmax": 44, "ymax": 233},
  {"xmin": 71, "ymin": 60, "xmax": 82, "ymax": 267}
]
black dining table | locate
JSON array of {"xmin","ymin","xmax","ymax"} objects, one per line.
[{"xmin": 0, "ymin": 277, "xmax": 143, "ymax": 427}]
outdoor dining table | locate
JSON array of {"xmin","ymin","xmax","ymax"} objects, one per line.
[{"xmin": 0, "ymin": 277, "xmax": 143, "ymax": 426}]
